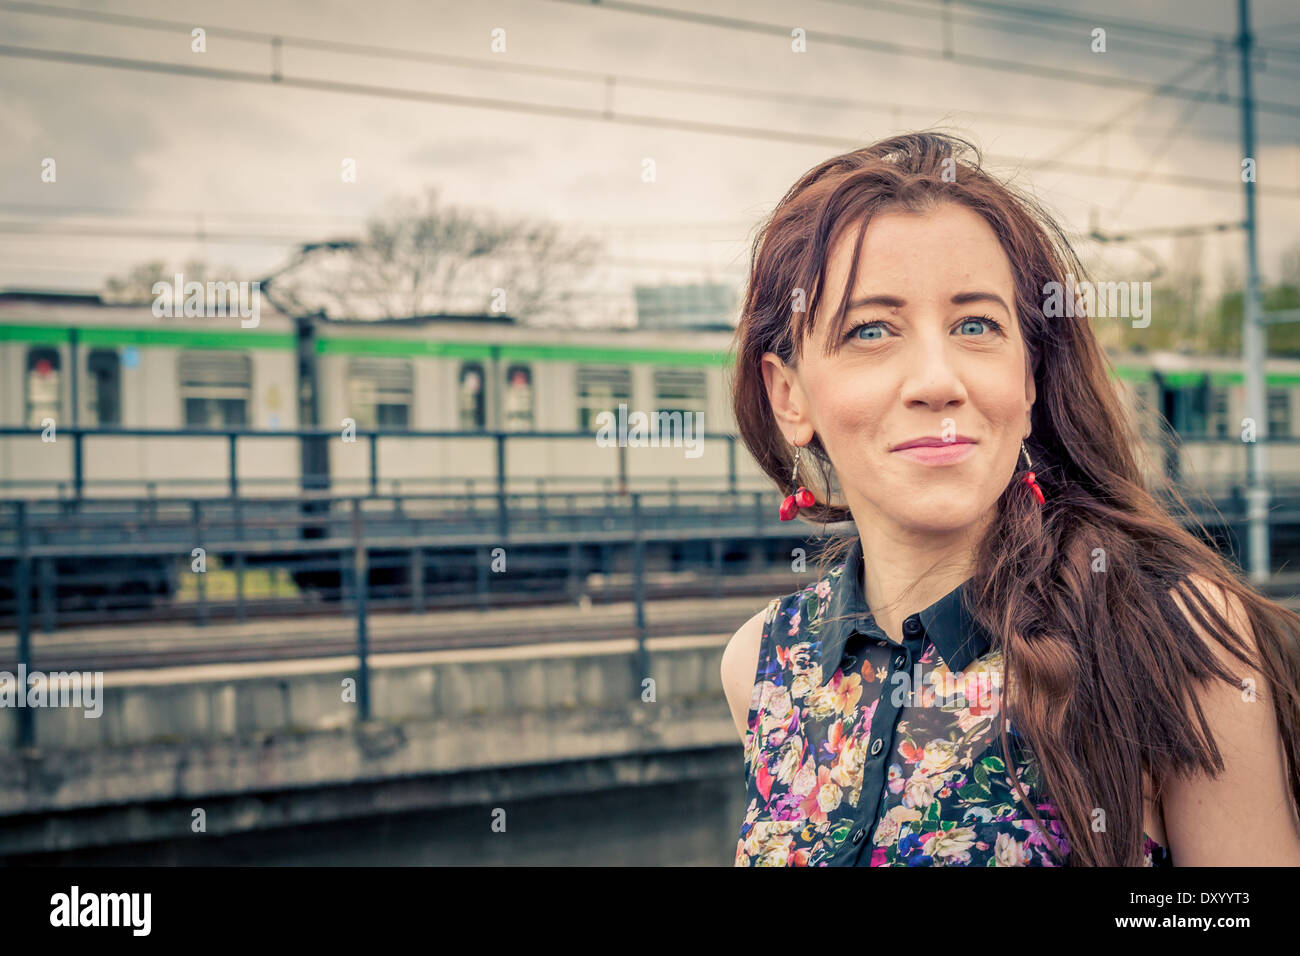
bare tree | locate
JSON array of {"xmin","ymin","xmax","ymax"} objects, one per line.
[
  {"xmin": 272, "ymin": 188, "xmax": 605, "ymax": 323},
  {"xmin": 102, "ymin": 258, "xmax": 218, "ymax": 304}
]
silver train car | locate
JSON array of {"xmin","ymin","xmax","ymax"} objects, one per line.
[{"xmin": 1, "ymin": 290, "xmax": 1298, "ymax": 498}]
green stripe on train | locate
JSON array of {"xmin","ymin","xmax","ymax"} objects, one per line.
[
  {"xmin": 6, "ymin": 324, "xmax": 1300, "ymax": 383},
  {"xmin": 0, "ymin": 324, "xmax": 72, "ymax": 343},
  {"xmin": 0, "ymin": 324, "xmax": 294, "ymax": 349},
  {"xmin": 314, "ymin": 336, "xmax": 730, "ymax": 364},
  {"xmin": 0, "ymin": 324, "xmax": 729, "ymax": 363}
]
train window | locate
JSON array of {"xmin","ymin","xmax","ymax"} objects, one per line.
[
  {"xmin": 576, "ymin": 365, "xmax": 631, "ymax": 431},
  {"xmin": 1157, "ymin": 377, "xmax": 1209, "ymax": 438},
  {"xmin": 459, "ymin": 362, "xmax": 486, "ymax": 430},
  {"xmin": 24, "ymin": 345, "xmax": 60, "ymax": 424},
  {"xmin": 347, "ymin": 357, "xmax": 413, "ymax": 429},
  {"xmin": 179, "ymin": 351, "xmax": 251, "ymax": 427},
  {"xmin": 1268, "ymin": 388, "xmax": 1291, "ymax": 439},
  {"xmin": 653, "ymin": 367, "xmax": 707, "ymax": 418},
  {"xmin": 503, "ymin": 363, "xmax": 534, "ymax": 431},
  {"xmin": 25, "ymin": 346, "xmax": 61, "ymax": 427},
  {"xmin": 86, "ymin": 349, "xmax": 121, "ymax": 427}
]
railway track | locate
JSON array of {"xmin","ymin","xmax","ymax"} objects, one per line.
[
  {"xmin": 0, "ymin": 593, "xmax": 778, "ymax": 673},
  {"xmin": 8, "ymin": 586, "xmax": 1300, "ymax": 675}
]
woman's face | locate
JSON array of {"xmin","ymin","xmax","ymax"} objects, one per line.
[{"xmin": 761, "ymin": 201, "xmax": 1035, "ymax": 539}]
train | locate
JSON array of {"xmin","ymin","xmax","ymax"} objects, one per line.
[
  {"xmin": 1, "ymin": 288, "xmax": 1297, "ymax": 498},
  {"xmin": 0, "ymin": 290, "xmax": 740, "ymax": 497}
]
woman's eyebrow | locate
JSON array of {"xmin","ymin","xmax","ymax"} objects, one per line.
[
  {"xmin": 844, "ymin": 294, "xmax": 905, "ymax": 312},
  {"xmin": 950, "ymin": 290, "xmax": 1011, "ymax": 311},
  {"xmin": 844, "ymin": 291, "xmax": 1010, "ymax": 312}
]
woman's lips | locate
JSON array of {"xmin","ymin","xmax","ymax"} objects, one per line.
[{"xmin": 892, "ymin": 442, "xmax": 976, "ymax": 465}]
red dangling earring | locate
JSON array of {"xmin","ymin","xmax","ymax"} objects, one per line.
[
  {"xmin": 1020, "ymin": 441, "xmax": 1045, "ymax": 504},
  {"xmin": 779, "ymin": 443, "xmax": 816, "ymax": 520}
]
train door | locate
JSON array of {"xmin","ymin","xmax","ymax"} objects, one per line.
[{"xmin": 1154, "ymin": 371, "xmax": 1210, "ymax": 485}]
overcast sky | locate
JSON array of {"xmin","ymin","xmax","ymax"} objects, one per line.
[{"xmin": 3, "ymin": 0, "xmax": 1299, "ymax": 316}]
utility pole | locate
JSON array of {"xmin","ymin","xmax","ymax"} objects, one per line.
[{"xmin": 1238, "ymin": 0, "xmax": 1269, "ymax": 583}]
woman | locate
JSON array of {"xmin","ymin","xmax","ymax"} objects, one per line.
[{"xmin": 722, "ymin": 131, "xmax": 1300, "ymax": 866}]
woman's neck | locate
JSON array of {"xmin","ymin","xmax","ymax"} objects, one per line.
[{"xmin": 857, "ymin": 524, "xmax": 981, "ymax": 645}]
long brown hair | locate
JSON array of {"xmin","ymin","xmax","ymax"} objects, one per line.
[{"xmin": 729, "ymin": 130, "xmax": 1300, "ymax": 865}]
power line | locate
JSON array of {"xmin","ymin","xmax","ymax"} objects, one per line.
[
  {"xmin": 4, "ymin": 43, "xmax": 1298, "ymax": 200},
  {"xmin": 0, "ymin": 229, "xmax": 751, "ymax": 274},
  {"xmin": 538, "ymin": 0, "xmax": 1300, "ymax": 115},
  {"xmin": 11, "ymin": 0, "xmax": 1300, "ymax": 68},
  {"xmin": 1103, "ymin": 68, "xmax": 1221, "ymax": 218},
  {"xmin": 0, "ymin": 201, "xmax": 368, "ymax": 224},
  {"xmin": 1039, "ymin": 57, "xmax": 1214, "ymax": 162},
  {"xmin": 0, "ymin": 220, "xmax": 327, "ymax": 245},
  {"xmin": 853, "ymin": 0, "xmax": 1300, "ymax": 59},
  {"xmin": 825, "ymin": 0, "xmax": 1300, "ymax": 78},
  {"xmin": 0, "ymin": 0, "xmax": 1254, "ymax": 142}
]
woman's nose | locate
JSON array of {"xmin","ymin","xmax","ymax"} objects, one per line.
[{"xmin": 900, "ymin": 337, "xmax": 963, "ymax": 406}]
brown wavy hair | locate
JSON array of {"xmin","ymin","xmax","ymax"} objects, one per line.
[{"xmin": 728, "ymin": 130, "xmax": 1300, "ymax": 865}]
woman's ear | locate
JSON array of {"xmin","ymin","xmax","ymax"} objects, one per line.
[{"xmin": 761, "ymin": 352, "xmax": 814, "ymax": 441}]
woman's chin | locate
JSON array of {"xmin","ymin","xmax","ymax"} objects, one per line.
[{"xmin": 857, "ymin": 495, "xmax": 989, "ymax": 536}]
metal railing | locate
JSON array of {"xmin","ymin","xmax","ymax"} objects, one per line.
[
  {"xmin": 0, "ymin": 487, "xmax": 838, "ymax": 747},
  {"xmin": 0, "ymin": 426, "xmax": 752, "ymax": 499}
]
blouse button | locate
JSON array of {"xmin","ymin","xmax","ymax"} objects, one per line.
[
  {"xmin": 852, "ymin": 828, "xmax": 865, "ymax": 845},
  {"xmin": 893, "ymin": 655, "xmax": 905, "ymax": 669},
  {"xmin": 903, "ymin": 616, "xmax": 922, "ymax": 636},
  {"xmin": 870, "ymin": 739, "xmax": 882, "ymax": 755}
]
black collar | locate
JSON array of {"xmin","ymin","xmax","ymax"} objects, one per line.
[{"xmin": 815, "ymin": 537, "xmax": 995, "ymax": 674}]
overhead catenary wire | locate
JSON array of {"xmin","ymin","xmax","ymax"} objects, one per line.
[
  {"xmin": 0, "ymin": 0, "xmax": 1270, "ymax": 141},
  {"xmin": 0, "ymin": 0, "xmax": 1291, "ymax": 296},
  {"xmin": 2, "ymin": 43, "xmax": 1298, "ymax": 200},
  {"xmin": 835, "ymin": 0, "xmax": 1300, "ymax": 60},
  {"xmin": 825, "ymin": 0, "xmax": 1300, "ymax": 82},
  {"xmin": 535, "ymin": 0, "xmax": 1300, "ymax": 114}
]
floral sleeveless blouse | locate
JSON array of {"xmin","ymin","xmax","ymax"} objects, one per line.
[{"xmin": 734, "ymin": 539, "xmax": 1173, "ymax": 867}]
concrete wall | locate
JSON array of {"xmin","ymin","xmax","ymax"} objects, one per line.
[{"xmin": 0, "ymin": 635, "xmax": 739, "ymax": 854}]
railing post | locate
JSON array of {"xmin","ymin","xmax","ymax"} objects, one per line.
[
  {"xmin": 495, "ymin": 433, "xmax": 508, "ymax": 540},
  {"xmin": 411, "ymin": 546, "xmax": 425, "ymax": 614},
  {"xmin": 192, "ymin": 499, "xmax": 207, "ymax": 626},
  {"xmin": 351, "ymin": 497, "xmax": 371, "ymax": 722},
  {"xmin": 368, "ymin": 432, "xmax": 378, "ymax": 497},
  {"xmin": 728, "ymin": 435, "xmax": 737, "ymax": 495},
  {"xmin": 228, "ymin": 432, "xmax": 238, "ymax": 498},
  {"xmin": 632, "ymin": 492, "xmax": 648, "ymax": 698},
  {"xmin": 73, "ymin": 430, "xmax": 83, "ymax": 500},
  {"xmin": 712, "ymin": 536, "xmax": 724, "ymax": 599},
  {"xmin": 15, "ymin": 501, "xmax": 33, "ymax": 748},
  {"xmin": 38, "ymin": 557, "xmax": 56, "ymax": 634},
  {"xmin": 567, "ymin": 539, "xmax": 580, "ymax": 600},
  {"xmin": 233, "ymin": 495, "xmax": 246, "ymax": 623}
]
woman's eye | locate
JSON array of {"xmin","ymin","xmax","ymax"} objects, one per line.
[
  {"xmin": 959, "ymin": 316, "xmax": 1003, "ymax": 335},
  {"xmin": 846, "ymin": 316, "xmax": 1003, "ymax": 341},
  {"xmin": 848, "ymin": 322, "xmax": 887, "ymax": 340}
]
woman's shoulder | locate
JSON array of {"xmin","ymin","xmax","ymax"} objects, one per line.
[{"xmin": 763, "ymin": 557, "xmax": 852, "ymax": 643}]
